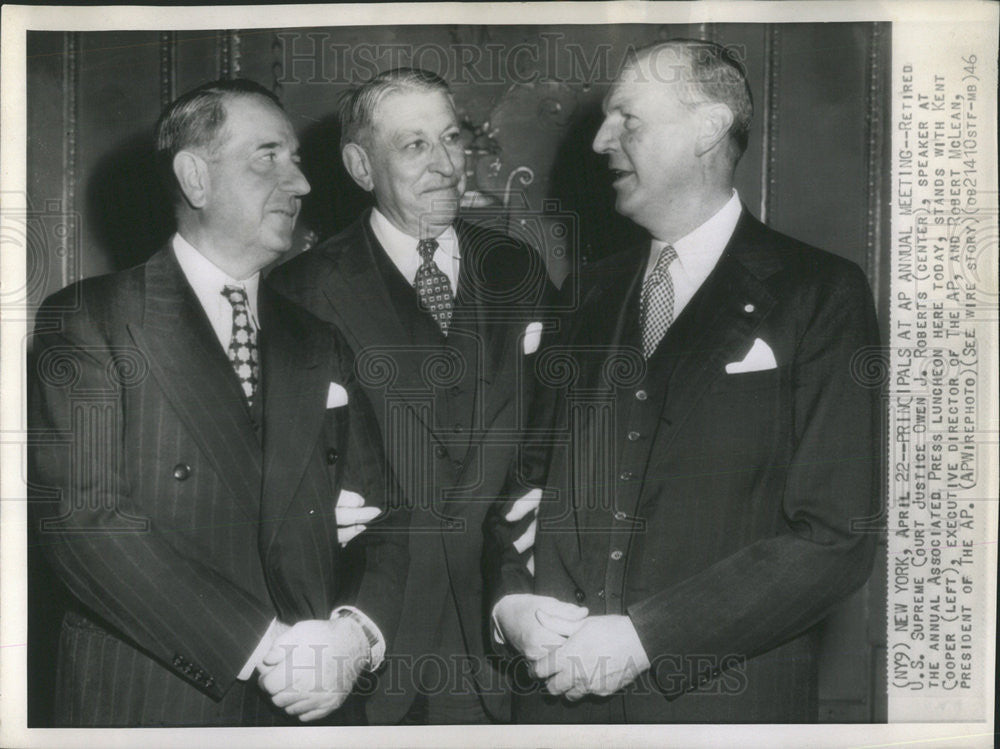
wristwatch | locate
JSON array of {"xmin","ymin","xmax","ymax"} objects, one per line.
[{"xmin": 332, "ymin": 607, "xmax": 385, "ymax": 669}]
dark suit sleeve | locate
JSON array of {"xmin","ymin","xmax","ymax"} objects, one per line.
[
  {"xmin": 333, "ymin": 329, "xmax": 411, "ymax": 644},
  {"xmin": 29, "ymin": 301, "xmax": 276, "ymax": 699},
  {"xmin": 485, "ymin": 279, "xmax": 566, "ymax": 608},
  {"xmin": 627, "ymin": 264, "xmax": 882, "ymax": 692}
]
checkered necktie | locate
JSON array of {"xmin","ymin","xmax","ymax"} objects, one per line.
[
  {"xmin": 414, "ymin": 238, "xmax": 454, "ymax": 334},
  {"xmin": 639, "ymin": 244, "xmax": 679, "ymax": 358},
  {"xmin": 221, "ymin": 285, "xmax": 259, "ymax": 405}
]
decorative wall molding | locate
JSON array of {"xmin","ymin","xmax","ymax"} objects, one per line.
[
  {"xmin": 60, "ymin": 32, "xmax": 79, "ymax": 286},
  {"xmin": 271, "ymin": 32, "xmax": 284, "ymax": 101},
  {"xmin": 759, "ymin": 25, "xmax": 780, "ymax": 224},
  {"xmin": 864, "ymin": 23, "xmax": 888, "ymax": 292},
  {"xmin": 159, "ymin": 31, "xmax": 176, "ymax": 110},
  {"xmin": 218, "ymin": 30, "xmax": 241, "ymax": 79}
]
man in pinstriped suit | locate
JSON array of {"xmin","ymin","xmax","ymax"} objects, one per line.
[{"xmin": 28, "ymin": 79, "xmax": 405, "ymax": 726}]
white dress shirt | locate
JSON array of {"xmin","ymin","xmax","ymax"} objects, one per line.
[
  {"xmin": 644, "ymin": 190, "xmax": 743, "ymax": 321},
  {"xmin": 369, "ymin": 207, "xmax": 461, "ymax": 294},
  {"xmin": 171, "ymin": 233, "xmax": 260, "ymax": 346}
]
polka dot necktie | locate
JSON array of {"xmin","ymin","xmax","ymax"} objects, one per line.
[
  {"xmin": 414, "ymin": 238, "xmax": 454, "ymax": 335},
  {"xmin": 221, "ymin": 285, "xmax": 260, "ymax": 405},
  {"xmin": 639, "ymin": 244, "xmax": 679, "ymax": 359}
]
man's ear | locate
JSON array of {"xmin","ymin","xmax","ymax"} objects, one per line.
[
  {"xmin": 342, "ymin": 143, "xmax": 375, "ymax": 192},
  {"xmin": 173, "ymin": 150, "xmax": 210, "ymax": 208},
  {"xmin": 695, "ymin": 103, "xmax": 735, "ymax": 157}
]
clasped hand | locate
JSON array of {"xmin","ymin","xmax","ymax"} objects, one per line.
[
  {"xmin": 494, "ymin": 594, "xmax": 650, "ymax": 701},
  {"xmin": 257, "ymin": 617, "xmax": 369, "ymax": 721}
]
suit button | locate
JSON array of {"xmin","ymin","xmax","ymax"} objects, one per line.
[
  {"xmin": 614, "ymin": 510, "xmax": 627, "ymax": 521},
  {"xmin": 574, "ymin": 589, "xmax": 586, "ymax": 603},
  {"xmin": 627, "ymin": 430, "xmax": 641, "ymax": 441},
  {"xmin": 743, "ymin": 303, "xmax": 755, "ymax": 314},
  {"xmin": 610, "ymin": 549, "xmax": 623, "ymax": 561},
  {"xmin": 619, "ymin": 471, "xmax": 633, "ymax": 481},
  {"xmin": 435, "ymin": 445, "xmax": 448, "ymax": 459},
  {"xmin": 635, "ymin": 390, "xmax": 648, "ymax": 401},
  {"xmin": 596, "ymin": 589, "xmax": 605, "ymax": 599},
  {"xmin": 326, "ymin": 449, "xmax": 339, "ymax": 465},
  {"xmin": 172, "ymin": 464, "xmax": 191, "ymax": 481},
  {"xmin": 453, "ymin": 424, "xmax": 464, "ymax": 433}
]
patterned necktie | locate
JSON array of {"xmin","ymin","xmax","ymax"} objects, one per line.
[
  {"xmin": 221, "ymin": 285, "xmax": 259, "ymax": 405},
  {"xmin": 639, "ymin": 244, "xmax": 679, "ymax": 358},
  {"xmin": 414, "ymin": 238, "xmax": 454, "ymax": 334}
]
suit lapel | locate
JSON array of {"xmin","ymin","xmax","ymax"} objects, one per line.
[
  {"xmin": 558, "ymin": 246, "xmax": 647, "ymax": 565},
  {"xmin": 651, "ymin": 212, "xmax": 783, "ymax": 449},
  {"xmin": 319, "ymin": 217, "xmax": 441, "ymax": 436},
  {"xmin": 126, "ymin": 247, "xmax": 262, "ymax": 521},
  {"xmin": 259, "ymin": 285, "xmax": 330, "ymax": 550}
]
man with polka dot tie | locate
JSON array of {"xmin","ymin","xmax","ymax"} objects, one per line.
[
  {"xmin": 270, "ymin": 68, "xmax": 554, "ymax": 725},
  {"xmin": 30, "ymin": 79, "xmax": 400, "ymax": 726}
]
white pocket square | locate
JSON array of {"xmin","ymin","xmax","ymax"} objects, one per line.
[
  {"xmin": 725, "ymin": 338, "xmax": 777, "ymax": 374},
  {"xmin": 522, "ymin": 321, "xmax": 543, "ymax": 355},
  {"xmin": 326, "ymin": 382, "xmax": 349, "ymax": 409}
]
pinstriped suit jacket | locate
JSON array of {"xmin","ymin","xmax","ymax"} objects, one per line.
[{"xmin": 28, "ymin": 246, "xmax": 394, "ymax": 726}]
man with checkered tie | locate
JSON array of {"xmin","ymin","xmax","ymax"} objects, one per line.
[
  {"xmin": 491, "ymin": 39, "xmax": 882, "ymax": 723},
  {"xmin": 30, "ymin": 79, "xmax": 403, "ymax": 725},
  {"xmin": 270, "ymin": 68, "xmax": 554, "ymax": 724}
]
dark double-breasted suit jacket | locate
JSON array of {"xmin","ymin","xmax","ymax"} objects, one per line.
[
  {"xmin": 269, "ymin": 211, "xmax": 553, "ymax": 723},
  {"xmin": 28, "ymin": 246, "xmax": 389, "ymax": 726},
  {"xmin": 497, "ymin": 210, "xmax": 883, "ymax": 723}
]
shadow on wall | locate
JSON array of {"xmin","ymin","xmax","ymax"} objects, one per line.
[
  {"xmin": 548, "ymin": 100, "xmax": 647, "ymax": 266},
  {"xmin": 86, "ymin": 132, "xmax": 175, "ymax": 272},
  {"xmin": 297, "ymin": 112, "xmax": 372, "ymax": 244}
]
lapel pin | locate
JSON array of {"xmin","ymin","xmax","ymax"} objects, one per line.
[{"xmin": 743, "ymin": 303, "xmax": 755, "ymax": 314}]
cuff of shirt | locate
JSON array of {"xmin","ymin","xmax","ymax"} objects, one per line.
[
  {"xmin": 491, "ymin": 603, "xmax": 505, "ymax": 646},
  {"xmin": 332, "ymin": 606, "xmax": 386, "ymax": 670},
  {"xmin": 237, "ymin": 617, "xmax": 281, "ymax": 681}
]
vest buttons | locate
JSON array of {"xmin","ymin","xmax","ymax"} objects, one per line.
[
  {"xmin": 574, "ymin": 588, "xmax": 586, "ymax": 603},
  {"xmin": 635, "ymin": 390, "xmax": 648, "ymax": 401},
  {"xmin": 614, "ymin": 510, "xmax": 628, "ymax": 521},
  {"xmin": 172, "ymin": 463, "xmax": 191, "ymax": 481},
  {"xmin": 435, "ymin": 445, "xmax": 448, "ymax": 459},
  {"xmin": 326, "ymin": 449, "xmax": 339, "ymax": 465},
  {"xmin": 627, "ymin": 430, "xmax": 641, "ymax": 441},
  {"xmin": 610, "ymin": 549, "xmax": 624, "ymax": 561},
  {"xmin": 619, "ymin": 471, "xmax": 634, "ymax": 481}
]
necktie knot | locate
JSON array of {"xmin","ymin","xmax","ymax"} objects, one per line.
[
  {"xmin": 417, "ymin": 238, "xmax": 439, "ymax": 265},
  {"xmin": 222, "ymin": 285, "xmax": 249, "ymax": 308},
  {"xmin": 648, "ymin": 244, "xmax": 678, "ymax": 284}
]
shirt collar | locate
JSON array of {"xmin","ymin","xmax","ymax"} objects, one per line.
[
  {"xmin": 650, "ymin": 190, "xmax": 742, "ymax": 280},
  {"xmin": 369, "ymin": 207, "xmax": 460, "ymax": 264},
  {"xmin": 171, "ymin": 233, "xmax": 260, "ymax": 325}
]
